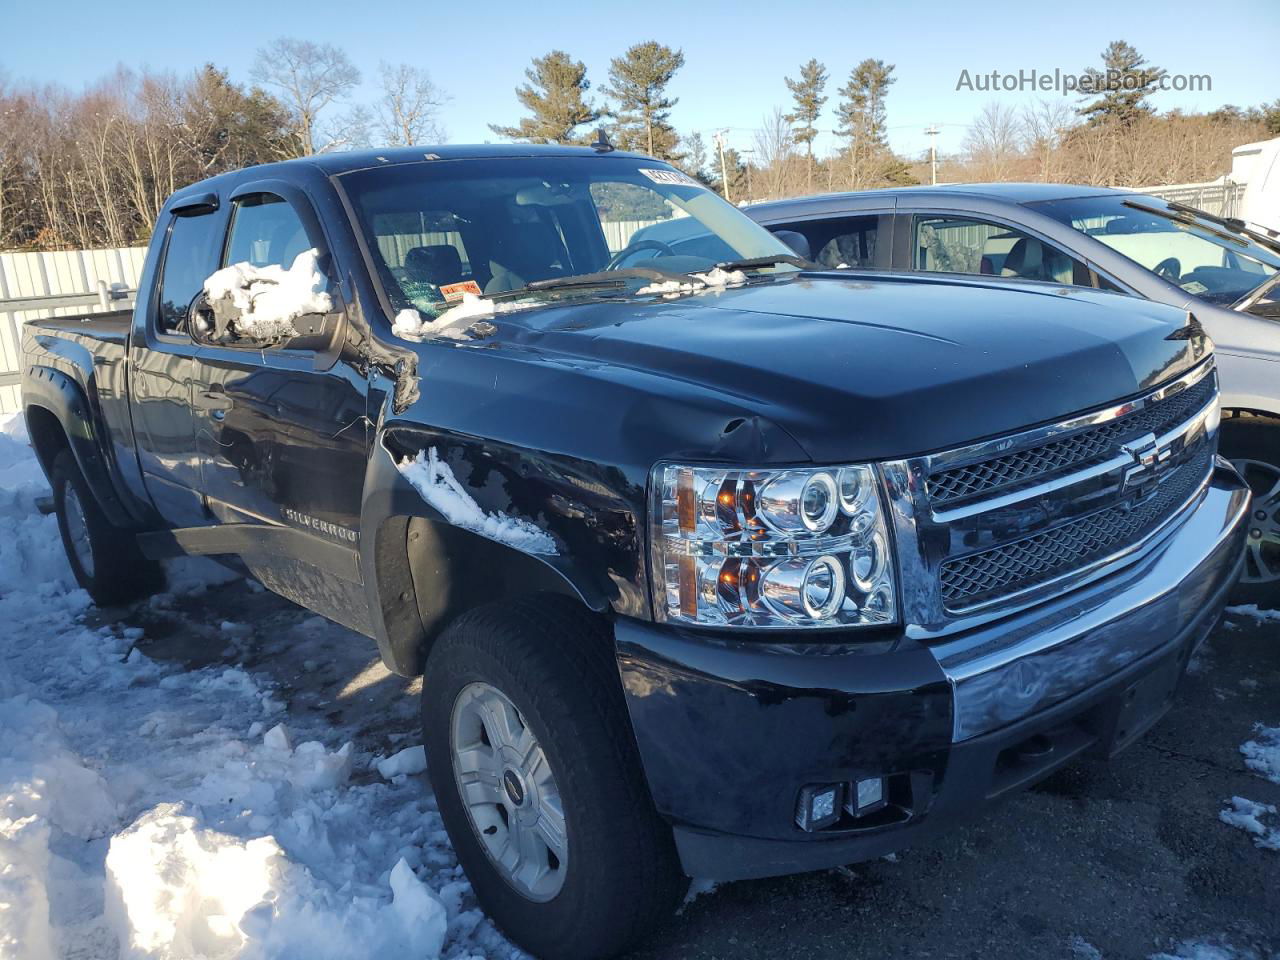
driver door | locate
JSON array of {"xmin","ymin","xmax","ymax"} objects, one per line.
[{"xmin": 189, "ymin": 184, "xmax": 371, "ymax": 629}]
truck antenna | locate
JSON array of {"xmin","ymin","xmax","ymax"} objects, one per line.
[{"xmin": 591, "ymin": 128, "xmax": 614, "ymax": 154}]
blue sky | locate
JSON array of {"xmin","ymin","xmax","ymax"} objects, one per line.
[{"xmin": 4, "ymin": 0, "xmax": 1277, "ymax": 159}]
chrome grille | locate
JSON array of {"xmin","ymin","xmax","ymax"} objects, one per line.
[
  {"xmin": 938, "ymin": 447, "xmax": 1211, "ymax": 609},
  {"xmin": 927, "ymin": 374, "xmax": 1216, "ymax": 506}
]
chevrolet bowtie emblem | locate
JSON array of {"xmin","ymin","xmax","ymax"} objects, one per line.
[{"xmin": 1120, "ymin": 433, "xmax": 1172, "ymax": 496}]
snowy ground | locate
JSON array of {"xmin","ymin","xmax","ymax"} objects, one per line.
[
  {"xmin": 1, "ymin": 410, "xmax": 1277, "ymax": 960},
  {"xmin": 0, "ymin": 415, "xmax": 522, "ymax": 959}
]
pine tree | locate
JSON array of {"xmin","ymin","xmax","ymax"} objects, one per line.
[
  {"xmin": 602, "ymin": 41, "xmax": 685, "ymax": 160},
  {"xmin": 834, "ymin": 59, "xmax": 896, "ymax": 187},
  {"xmin": 489, "ymin": 51, "xmax": 600, "ymax": 144},
  {"xmin": 784, "ymin": 59, "xmax": 828, "ymax": 192},
  {"xmin": 678, "ymin": 131, "xmax": 712, "ymax": 184},
  {"xmin": 1079, "ymin": 41, "xmax": 1166, "ymax": 127}
]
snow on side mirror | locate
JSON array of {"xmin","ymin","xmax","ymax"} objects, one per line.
[{"xmin": 201, "ymin": 249, "xmax": 334, "ymax": 348}]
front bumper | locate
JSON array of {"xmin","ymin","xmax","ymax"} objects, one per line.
[{"xmin": 614, "ymin": 459, "xmax": 1250, "ymax": 881}]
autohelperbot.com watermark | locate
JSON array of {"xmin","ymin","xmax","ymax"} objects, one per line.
[{"xmin": 955, "ymin": 68, "xmax": 1211, "ymax": 96}]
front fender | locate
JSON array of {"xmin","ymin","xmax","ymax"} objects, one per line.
[{"xmin": 359, "ymin": 430, "xmax": 635, "ymax": 676}]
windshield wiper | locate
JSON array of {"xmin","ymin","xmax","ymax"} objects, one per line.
[
  {"xmin": 486, "ymin": 267, "xmax": 698, "ymax": 301},
  {"xmin": 716, "ymin": 254, "xmax": 814, "ymax": 272},
  {"xmin": 1164, "ymin": 199, "xmax": 1280, "ymax": 255},
  {"xmin": 1122, "ymin": 199, "xmax": 1248, "ymax": 249}
]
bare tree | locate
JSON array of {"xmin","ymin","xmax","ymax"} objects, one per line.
[
  {"xmin": 375, "ymin": 63, "xmax": 447, "ymax": 146},
  {"xmin": 963, "ymin": 101, "xmax": 1022, "ymax": 181},
  {"xmin": 1021, "ymin": 99, "xmax": 1075, "ymax": 181},
  {"xmin": 251, "ymin": 38, "xmax": 360, "ymax": 155},
  {"xmin": 755, "ymin": 107, "xmax": 800, "ymax": 199}
]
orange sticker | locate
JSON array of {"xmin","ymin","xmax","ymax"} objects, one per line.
[{"xmin": 440, "ymin": 280, "xmax": 482, "ymax": 302}]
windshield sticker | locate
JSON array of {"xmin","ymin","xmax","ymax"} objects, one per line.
[
  {"xmin": 638, "ymin": 168, "xmax": 704, "ymax": 189},
  {"xmin": 440, "ymin": 280, "xmax": 482, "ymax": 302}
]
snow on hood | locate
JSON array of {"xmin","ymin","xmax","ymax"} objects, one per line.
[
  {"xmin": 204, "ymin": 249, "xmax": 332, "ymax": 341},
  {"xmin": 391, "ymin": 293, "xmax": 526, "ymax": 342},
  {"xmin": 395, "ymin": 447, "xmax": 557, "ymax": 555},
  {"xmin": 636, "ymin": 266, "xmax": 749, "ymax": 297}
]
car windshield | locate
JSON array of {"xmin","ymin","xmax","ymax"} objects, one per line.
[
  {"xmin": 337, "ymin": 156, "xmax": 798, "ymax": 320},
  {"xmin": 1029, "ymin": 194, "xmax": 1280, "ymax": 306}
]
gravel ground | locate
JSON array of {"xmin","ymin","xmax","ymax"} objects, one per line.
[{"xmin": 113, "ymin": 583, "xmax": 1280, "ymax": 960}]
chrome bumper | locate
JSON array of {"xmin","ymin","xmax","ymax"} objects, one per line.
[{"xmin": 932, "ymin": 457, "xmax": 1251, "ymax": 741}]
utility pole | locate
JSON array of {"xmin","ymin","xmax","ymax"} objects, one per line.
[
  {"xmin": 924, "ymin": 125, "xmax": 940, "ymax": 185},
  {"xmin": 714, "ymin": 129, "xmax": 730, "ymax": 202}
]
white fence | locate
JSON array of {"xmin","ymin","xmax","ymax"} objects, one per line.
[
  {"xmin": 0, "ymin": 246, "xmax": 148, "ymax": 415},
  {"xmin": 1138, "ymin": 180, "xmax": 1246, "ymax": 218}
]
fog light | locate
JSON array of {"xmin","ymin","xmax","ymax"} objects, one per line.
[
  {"xmin": 845, "ymin": 777, "xmax": 887, "ymax": 817},
  {"xmin": 795, "ymin": 784, "xmax": 842, "ymax": 831}
]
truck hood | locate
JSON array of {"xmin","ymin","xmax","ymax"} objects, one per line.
[{"xmin": 470, "ymin": 274, "xmax": 1209, "ymax": 462}]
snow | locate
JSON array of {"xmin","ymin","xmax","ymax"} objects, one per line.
[
  {"xmin": 391, "ymin": 295, "xmax": 524, "ymax": 342},
  {"xmin": 1068, "ymin": 935, "xmax": 1103, "ymax": 959},
  {"xmin": 377, "ymin": 745, "xmax": 428, "ymax": 780},
  {"xmin": 1218, "ymin": 796, "xmax": 1280, "ymax": 851},
  {"xmin": 636, "ymin": 266, "xmax": 749, "ymax": 297},
  {"xmin": 1224, "ymin": 604, "xmax": 1280, "ymax": 623},
  {"xmin": 1240, "ymin": 724, "xmax": 1280, "ymax": 784},
  {"xmin": 204, "ymin": 249, "xmax": 332, "ymax": 342},
  {"xmin": 396, "ymin": 447, "xmax": 557, "ymax": 556},
  {"xmin": 0, "ymin": 413, "xmax": 517, "ymax": 959}
]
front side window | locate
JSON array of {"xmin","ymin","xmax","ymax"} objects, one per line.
[
  {"xmin": 338, "ymin": 157, "xmax": 796, "ymax": 323},
  {"xmin": 224, "ymin": 194, "xmax": 313, "ymax": 271},
  {"xmin": 914, "ymin": 216, "xmax": 1081, "ymax": 284},
  {"xmin": 156, "ymin": 211, "xmax": 223, "ymax": 334},
  {"xmin": 1030, "ymin": 194, "xmax": 1280, "ymax": 305}
]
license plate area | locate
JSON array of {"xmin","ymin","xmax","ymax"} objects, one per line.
[{"xmin": 1106, "ymin": 651, "xmax": 1184, "ymax": 757}]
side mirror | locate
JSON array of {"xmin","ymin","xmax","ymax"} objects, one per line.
[{"xmin": 772, "ymin": 229, "xmax": 812, "ymax": 261}]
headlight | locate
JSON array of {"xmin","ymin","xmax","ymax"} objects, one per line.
[{"xmin": 649, "ymin": 462, "xmax": 898, "ymax": 629}]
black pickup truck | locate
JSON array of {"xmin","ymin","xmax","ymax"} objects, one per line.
[{"xmin": 22, "ymin": 145, "xmax": 1251, "ymax": 959}]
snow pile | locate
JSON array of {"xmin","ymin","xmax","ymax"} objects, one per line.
[
  {"xmin": 204, "ymin": 249, "xmax": 332, "ymax": 341},
  {"xmin": 1219, "ymin": 797, "xmax": 1280, "ymax": 851},
  {"xmin": 1240, "ymin": 724, "xmax": 1280, "ymax": 784},
  {"xmin": 0, "ymin": 413, "xmax": 512, "ymax": 959},
  {"xmin": 391, "ymin": 294, "xmax": 523, "ymax": 342},
  {"xmin": 104, "ymin": 806, "xmax": 447, "ymax": 960},
  {"xmin": 396, "ymin": 446, "xmax": 557, "ymax": 555},
  {"xmin": 1225, "ymin": 604, "xmax": 1280, "ymax": 623},
  {"xmin": 636, "ymin": 266, "xmax": 749, "ymax": 297},
  {"xmin": 377, "ymin": 745, "xmax": 428, "ymax": 780}
]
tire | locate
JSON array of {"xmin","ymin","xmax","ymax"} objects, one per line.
[
  {"xmin": 51, "ymin": 449, "xmax": 163, "ymax": 605},
  {"xmin": 1221, "ymin": 418, "xmax": 1280, "ymax": 608},
  {"xmin": 421, "ymin": 595, "xmax": 686, "ymax": 959}
]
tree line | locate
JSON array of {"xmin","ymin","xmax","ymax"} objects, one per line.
[{"xmin": 1, "ymin": 37, "xmax": 1276, "ymax": 252}]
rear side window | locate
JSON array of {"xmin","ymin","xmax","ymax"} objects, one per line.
[
  {"xmin": 156, "ymin": 212, "xmax": 222, "ymax": 334},
  {"xmin": 914, "ymin": 215, "xmax": 1084, "ymax": 285},
  {"xmin": 224, "ymin": 194, "xmax": 313, "ymax": 269},
  {"xmin": 775, "ymin": 215, "xmax": 881, "ymax": 269}
]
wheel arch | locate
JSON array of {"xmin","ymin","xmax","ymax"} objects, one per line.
[{"xmin": 360, "ymin": 437, "xmax": 618, "ymax": 677}]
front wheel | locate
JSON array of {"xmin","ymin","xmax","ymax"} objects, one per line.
[
  {"xmin": 1221, "ymin": 418, "xmax": 1280, "ymax": 608},
  {"xmin": 422, "ymin": 596, "xmax": 686, "ymax": 959}
]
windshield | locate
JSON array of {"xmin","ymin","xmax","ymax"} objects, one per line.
[
  {"xmin": 337, "ymin": 156, "xmax": 797, "ymax": 320},
  {"xmin": 1029, "ymin": 194, "xmax": 1280, "ymax": 305}
]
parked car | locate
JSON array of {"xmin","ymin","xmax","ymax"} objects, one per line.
[
  {"xmin": 23, "ymin": 147, "xmax": 1249, "ymax": 959},
  {"xmin": 744, "ymin": 184, "xmax": 1280, "ymax": 603}
]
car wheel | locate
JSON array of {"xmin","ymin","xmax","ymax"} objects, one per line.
[
  {"xmin": 1221, "ymin": 419, "xmax": 1280, "ymax": 608},
  {"xmin": 421, "ymin": 595, "xmax": 686, "ymax": 959},
  {"xmin": 51, "ymin": 449, "xmax": 164, "ymax": 605}
]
